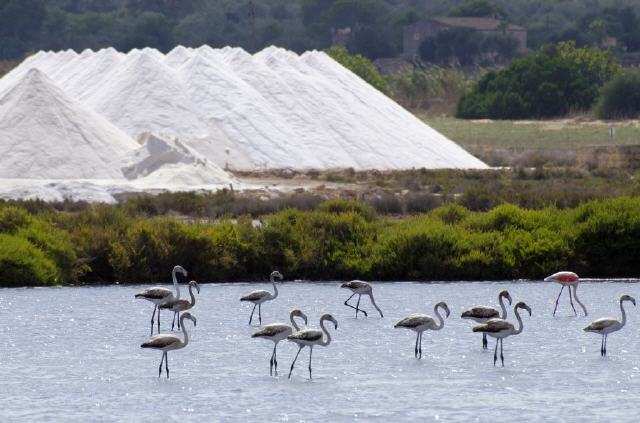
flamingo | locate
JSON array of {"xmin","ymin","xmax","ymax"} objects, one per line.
[
  {"xmin": 340, "ymin": 280, "xmax": 384, "ymax": 318},
  {"xmin": 252, "ymin": 309, "xmax": 308, "ymax": 376},
  {"xmin": 240, "ymin": 270, "xmax": 282, "ymax": 325},
  {"xmin": 461, "ymin": 290, "xmax": 512, "ymax": 349},
  {"xmin": 135, "ymin": 265, "xmax": 187, "ymax": 335},
  {"xmin": 584, "ymin": 295, "xmax": 636, "ymax": 356},
  {"xmin": 140, "ymin": 312, "xmax": 197, "ymax": 378},
  {"xmin": 287, "ymin": 314, "xmax": 338, "ymax": 379},
  {"xmin": 160, "ymin": 280, "xmax": 200, "ymax": 330},
  {"xmin": 545, "ymin": 271, "xmax": 588, "ymax": 316},
  {"xmin": 472, "ymin": 301, "xmax": 532, "ymax": 367},
  {"xmin": 394, "ymin": 301, "xmax": 450, "ymax": 359}
]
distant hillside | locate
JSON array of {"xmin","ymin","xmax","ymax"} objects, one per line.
[{"xmin": 2, "ymin": 0, "xmax": 640, "ymax": 60}]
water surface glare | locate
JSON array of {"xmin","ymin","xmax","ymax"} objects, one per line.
[{"xmin": 1, "ymin": 281, "xmax": 640, "ymax": 422}]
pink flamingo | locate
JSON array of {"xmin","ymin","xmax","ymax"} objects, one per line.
[{"xmin": 544, "ymin": 271, "xmax": 588, "ymax": 316}]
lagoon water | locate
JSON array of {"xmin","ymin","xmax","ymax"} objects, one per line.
[{"xmin": 1, "ymin": 281, "xmax": 640, "ymax": 422}]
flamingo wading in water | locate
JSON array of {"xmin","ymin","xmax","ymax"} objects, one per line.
[
  {"xmin": 252, "ymin": 309, "xmax": 308, "ymax": 376},
  {"xmin": 140, "ymin": 312, "xmax": 197, "ymax": 378},
  {"xmin": 472, "ymin": 301, "xmax": 532, "ymax": 367},
  {"xmin": 160, "ymin": 280, "xmax": 200, "ymax": 330},
  {"xmin": 461, "ymin": 290, "xmax": 512, "ymax": 349},
  {"xmin": 545, "ymin": 271, "xmax": 588, "ymax": 316},
  {"xmin": 340, "ymin": 280, "xmax": 383, "ymax": 318},
  {"xmin": 287, "ymin": 314, "xmax": 338, "ymax": 379},
  {"xmin": 240, "ymin": 270, "xmax": 283, "ymax": 325},
  {"xmin": 584, "ymin": 295, "xmax": 636, "ymax": 356},
  {"xmin": 394, "ymin": 301, "xmax": 450, "ymax": 359},
  {"xmin": 135, "ymin": 265, "xmax": 187, "ymax": 335}
]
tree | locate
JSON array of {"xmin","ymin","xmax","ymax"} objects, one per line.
[
  {"xmin": 325, "ymin": 46, "xmax": 390, "ymax": 95},
  {"xmin": 596, "ymin": 71, "xmax": 640, "ymax": 119},
  {"xmin": 448, "ymin": 0, "xmax": 506, "ymax": 19},
  {"xmin": 456, "ymin": 43, "xmax": 621, "ymax": 119}
]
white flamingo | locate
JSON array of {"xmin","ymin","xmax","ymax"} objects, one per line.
[
  {"xmin": 545, "ymin": 271, "xmax": 588, "ymax": 316},
  {"xmin": 240, "ymin": 270, "xmax": 282, "ymax": 325},
  {"xmin": 340, "ymin": 280, "xmax": 384, "ymax": 318},
  {"xmin": 160, "ymin": 280, "xmax": 200, "ymax": 330},
  {"xmin": 472, "ymin": 301, "xmax": 532, "ymax": 367},
  {"xmin": 394, "ymin": 301, "xmax": 450, "ymax": 359},
  {"xmin": 252, "ymin": 309, "xmax": 308, "ymax": 376},
  {"xmin": 287, "ymin": 314, "xmax": 338, "ymax": 379},
  {"xmin": 461, "ymin": 290, "xmax": 512, "ymax": 349},
  {"xmin": 135, "ymin": 265, "xmax": 187, "ymax": 335},
  {"xmin": 140, "ymin": 312, "xmax": 197, "ymax": 378},
  {"xmin": 584, "ymin": 295, "xmax": 636, "ymax": 356}
]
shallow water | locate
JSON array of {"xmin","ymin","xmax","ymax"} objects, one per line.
[{"xmin": 1, "ymin": 281, "xmax": 639, "ymax": 422}]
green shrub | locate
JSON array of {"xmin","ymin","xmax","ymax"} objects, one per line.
[
  {"xmin": 456, "ymin": 42, "xmax": 620, "ymax": 119},
  {"xmin": 325, "ymin": 46, "xmax": 390, "ymax": 95},
  {"xmin": 0, "ymin": 234, "xmax": 59, "ymax": 286},
  {"xmin": 596, "ymin": 71, "xmax": 640, "ymax": 119}
]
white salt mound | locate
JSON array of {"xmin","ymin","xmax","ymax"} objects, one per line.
[
  {"xmin": 123, "ymin": 133, "xmax": 236, "ymax": 186},
  {"xmin": 1, "ymin": 44, "xmax": 488, "ymax": 174},
  {"xmin": 0, "ymin": 69, "xmax": 138, "ymax": 179}
]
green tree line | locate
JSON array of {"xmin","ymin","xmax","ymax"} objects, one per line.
[
  {"xmin": 3, "ymin": 0, "xmax": 640, "ymax": 60},
  {"xmin": 2, "ymin": 197, "xmax": 640, "ymax": 286}
]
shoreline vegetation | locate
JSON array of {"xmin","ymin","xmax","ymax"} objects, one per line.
[{"xmin": 1, "ymin": 196, "xmax": 639, "ymax": 287}]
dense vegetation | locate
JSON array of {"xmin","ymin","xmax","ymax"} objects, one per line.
[
  {"xmin": 455, "ymin": 42, "xmax": 621, "ymax": 119},
  {"xmin": 596, "ymin": 71, "xmax": 640, "ymax": 119},
  {"xmin": 3, "ymin": 0, "xmax": 640, "ymax": 61},
  {"xmin": 2, "ymin": 195, "xmax": 640, "ymax": 286}
]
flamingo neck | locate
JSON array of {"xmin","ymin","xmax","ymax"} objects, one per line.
[
  {"xmin": 571, "ymin": 284, "xmax": 588, "ymax": 316},
  {"xmin": 290, "ymin": 313, "xmax": 302, "ymax": 331},
  {"xmin": 433, "ymin": 305, "xmax": 445, "ymax": 330},
  {"xmin": 180, "ymin": 315, "xmax": 190, "ymax": 346},
  {"xmin": 369, "ymin": 293, "xmax": 383, "ymax": 317},
  {"xmin": 188, "ymin": 285, "xmax": 197, "ymax": 307},
  {"xmin": 498, "ymin": 294, "xmax": 507, "ymax": 319},
  {"xmin": 513, "ymin": 308, "xmax": 525, "ymax": 335},
  {"xmin": 620, "ymin": 300, "xmax": 628, "ymax": 328},
  {"xmin": 172, "ymin": 268, "xmax": 181, "ymax": 299},
  {"xmin": 319, "ymin": 318, "xmax": 332, "ymax": 347},
  {"xmin": 271, "ymin": 278, "xmax": 278, "ymax": 299}
]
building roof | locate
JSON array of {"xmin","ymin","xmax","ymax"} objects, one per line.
[{"xmin": 429, "ymin": 17, "xmax": 525, "ymax": 32}]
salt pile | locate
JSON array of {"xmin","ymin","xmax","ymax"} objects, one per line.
[
  {"xmin": 123, "ymin": 133, "xmax": 236, "ymax": 187},
  {"xmin": 0, "ymin": 69, "xmax": 138, "ymax": 179},
  {"xmin": 2, "ymin": 45, "xmax": 487, "ymax": 172}
]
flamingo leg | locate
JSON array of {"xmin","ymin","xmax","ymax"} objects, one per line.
[
  {"xmin": 414, "ymin": 332, "xmax": 419, "ymax": 357},
  {"xmin": 568, "ymin": 286, "xmax": 577, "ymax": 316},
  {"xmin": 493, "ymin": 338, "xmax": 499, "ymax": 366},
  {"xmin": 500, "ymin": 339, "xmax": 504, "ymax": 367},
  {"xmin": 150, "ymin": 305, "xmax": 157, "ymax": 335},
  {"xmin": 482, "ymin": 333, "xmax": 487, "ymax": 350},
  {"xmin": 308, "ymin": 347, "xmax": 313, "ymax": 379},
  {"xmin": 274, "ymin": 343, "xmax": 279, "ymax": 376},
  {"xmin": 248, "ymin": 304, "xmax": 257, "ymax": 325},
  {"xmin": 355, "ymin": 295, "xmax": 362, "ymax": 318},
  {"xmin": 158, "ymin": 351, "xmax": 165, "ymax": 377},
  {"xmin": 157, "ymin": 307, "xmax": 161, "ymax": 333},
  {"xmin": 269, "ymin": 344, "xmax": 276, "ymax": 376},
  {"xmin": 258, "ymin": 303, "xmax": 262, "ymax": 325},
  {"xmin": 344, "ymin": 293, "xmax": 368, "ymax": 317},
  {"xmin": 288, "ymin": 346, "xmax": 303, "ymax": 379},
  {"xmin": 604, "ymin": 334, "xmax": 608, "ymax": 356},
  {"xmin": 418, "ymin": 332, "xmax": 423, "ymax": 359},
  {"xmin": 600, "ymin": 334, "xmax": 605, "ymax": 356},
  {"xmin": 171, "ymin": 311, "xmax": 176, "ymax": 331},
  {"xmin": 553, "ymin": 286, "xmax": 565, "ymax": 316},
  {"xmin": 165, "ymin": 352, "xmax": 170, "ymax": 379},
  {"xmin": 177, "ymin": 311, "xmax": 181, "ymax": 329}
]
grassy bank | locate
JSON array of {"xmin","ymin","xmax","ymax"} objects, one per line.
[
  {"xmin": 1, "ymin": 197, "xmax": 640, "ymax": 287},
  {"xmin": 424, "ymin": 116, "xmax": 640, "ymax": 148}
]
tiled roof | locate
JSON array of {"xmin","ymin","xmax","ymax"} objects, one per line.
[{"xmin": 430, "ymin": 17, "xmax": 525, "ymax": 32}]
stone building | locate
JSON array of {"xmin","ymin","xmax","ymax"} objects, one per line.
[{"xmin": 403, "ymin": 17, "xmax": 527, "ymax": 57}]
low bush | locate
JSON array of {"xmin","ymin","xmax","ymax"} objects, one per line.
[{"xmin": 596, "ymin": 71, "xmax": 640, "ymax": 119}]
